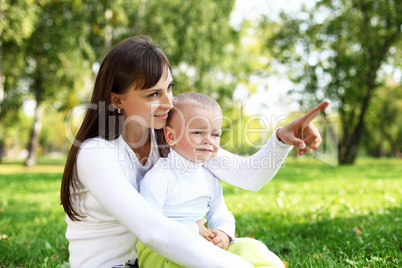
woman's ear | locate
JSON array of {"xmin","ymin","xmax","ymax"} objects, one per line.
[
  {"xmin": 110, "ymin": 92, "xmax": 123, "ymax": 109},
  {"xmin": 164, "ymin": 126, "xmax": 177, "ymax": 146}
]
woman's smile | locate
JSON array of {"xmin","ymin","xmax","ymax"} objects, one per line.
[{"xmin": 154, "ymin": 113, "xmax": 169, "ymax": 120}]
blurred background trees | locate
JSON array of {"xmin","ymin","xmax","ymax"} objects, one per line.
[
  {"xmin": 260, "ymin": 0, "xmax": 402, "ymax": 164},
  {"xmin": 0, "ymin": 0, "xmax": 401, "ymax": 165}
]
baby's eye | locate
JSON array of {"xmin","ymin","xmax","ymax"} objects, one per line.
[
  {"xmin": 212, "ymin": 133, "xmax": 221, "ymax": 138},
  {"xmin": 192, "ymin": 131, "xmax": 202, "ymax": 135}
]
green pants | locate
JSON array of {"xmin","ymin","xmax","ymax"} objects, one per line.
[{"xmin": 137, "ymin": 237, "xmax": 285, "ymax": 268}]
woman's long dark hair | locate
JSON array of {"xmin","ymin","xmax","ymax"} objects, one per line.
[{"xmin": 61, "ymin": 36, "xmax": 170, "ymax": 221}]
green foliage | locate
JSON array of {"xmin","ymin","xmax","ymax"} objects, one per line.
[
  {"xmin": 21, "ymin": 0, "xmax": 93, "ymax": 103},
  {"xmin": 114, "ymin": 0, "xmax": 242, "ymax": 104},
  {"xmin": 361, "ymin": 83, "xmax": 402, "ymax": 157},
  {"xmin": 0, "ymin": 0, "xmax": 93, "ymax": 112},
  {"xmin": 0, "ymin": 0, "xmax": 40, "ymax": 118},
  {"xmin": 1, "ymin": 0, "xmax": 253, "ymax": 163},
  {"xmin": 0, "ymin": 0, "xmax": 96, "ymax": 165},
  {"xmin": 1, "ymin": 158, "xmax": 400, "ymax": 267},
  {"xmin": 65, "ymin": 0, "xmax": 242, "ymax": 102},
  {"xmin": 260, "ymin": 0, "xmax": 402, "ymax": 163},
  {"xmin": 221, "ymin": 101, "xmax": 272, "ymax": 155},
  {"xmin": 0, "ymin": 111, "xmax": 33, "ymax": 157},
  {"xmin": 39, "ymin": 105, "xmax": 71, "ymax": 155},
  {"xmin": 0, "ymin": 0, "xmax": 39, "ymax": 44}
]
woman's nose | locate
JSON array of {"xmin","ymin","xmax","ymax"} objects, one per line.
[
  {"xmin": 161, "ymin": 93, "xmax": 173, "ymax": 110},
  {"xmin": 159, "ymin": 95, "xmax": 173, "ymax": 110}
]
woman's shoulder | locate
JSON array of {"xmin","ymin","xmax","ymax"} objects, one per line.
[
  {"xmin": 79, "ymin": 137, "xmax": 118, "ymax": 149},
  {"xmin": 77, "ymin": 137, "xmax": 124, "ymax": 163}
]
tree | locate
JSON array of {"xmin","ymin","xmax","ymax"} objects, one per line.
[
  {"xmin": 1, "ymin": 0, "xmax": 94, "ymax": 166},
  {"xmin": 1, "ymin": 0, "xmax": 253, "ymax": 164},
  {"xmin": 0, "ymin": 0, "xmax": 40, "ymax": 162},
  {"xmin": 260, "ymin": 0, "xmax": 402, "ymax": 164},
  {"xmin": 361, "ymin": 82, "xmax": 402, "ymax": 157},
  {"xmin": 0, "ymin": 0, "xmax": 39, "ymax": 106},
  {"xmin": 132, "ymin": 0, "xmax": 239, "ymax": 101},
  {"xmin": 75, "ymin": 0, "xmax": 244, "ymax": 105},
  {"xmin": 70, "ymin": 0, "xmax": 254, "ymax": 152}
]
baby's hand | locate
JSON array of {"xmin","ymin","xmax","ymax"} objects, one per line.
[
  {"xmin": 196, "ymin": 219, "xmax": 214, "ymax": 242},
  {"xmin": 211, "ymin": 229, "xmax": 231, "ymax": 250}
]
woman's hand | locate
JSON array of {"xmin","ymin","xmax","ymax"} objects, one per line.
[
  {"xmin": 277, "ymin": 101, "xmax": 329, "ymax": 156},
  {"xmin": 196, "ymin": 219, "xmax": 214, "ymax": 242},
  {"xmin": 210, "ymin": 229, "xmax": 231, "ymax": 250}
]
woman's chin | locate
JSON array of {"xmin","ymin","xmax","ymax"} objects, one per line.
[{"xmin": 150, "ymin": 122, "xmax": 166, "ymax": 130}]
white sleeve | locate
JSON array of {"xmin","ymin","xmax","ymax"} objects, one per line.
[
  {"xmin": 204, "ymin": 129, "xmax": 293, "ymax": 191},
  {"xmin": 140, "ymin": 168, "xmax": 199, "ymax": 234},
  {"xmin": 206, "ymin": 176, "xmax": 236, "ymax": 240},
  {"xmin": 77, "ymin": 144, "xmax": 253, "ymax": 268}
]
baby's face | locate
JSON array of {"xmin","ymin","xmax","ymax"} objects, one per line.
[{"xmin": 172, "ymin": 106, "xmax": 222, "ymax": 163}]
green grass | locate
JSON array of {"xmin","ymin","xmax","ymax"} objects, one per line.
[
  {"xmin": 0, "ymin": 171, "xmax": 68, "ymax": 267},
  {"xmin": 223, "ymin": 157, "xmax": 402, "ymax": 267},
  {"xmin": 0, "ymin": 158, "xmax": 401, "ymax": 267}
]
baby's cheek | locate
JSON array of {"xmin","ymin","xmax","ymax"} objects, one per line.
[{"xmin": 214, "ymin": 139, "xmax": 221, "ymax": 148}]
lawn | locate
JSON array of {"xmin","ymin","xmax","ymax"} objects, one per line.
[{"xmin": 0, "ymin": 157, "xmax": 401, "ymax": 267}]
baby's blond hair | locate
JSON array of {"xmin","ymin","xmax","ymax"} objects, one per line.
[{"xmin": 167, "ymin": 92, "xmax": 221, "ymax": 126}]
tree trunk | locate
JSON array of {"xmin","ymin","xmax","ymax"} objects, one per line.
[
  {"xmin": 338, "ymin": 93, "xmax": 373, "ymax": 164},
  {"xmin": 25, "ymin": 97, "xmax": 44, "ymax": 167},
  {"xmin": 0, "ymin": 44, "xmax": 4, "ymax": 111},
  {"xmin": 338, "ymin": 140, "xmax": 354, "ymax": 164}
]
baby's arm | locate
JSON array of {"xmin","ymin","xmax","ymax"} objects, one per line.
[
  {"xmin": 204, "ymin": 130, "xmax": 293, "ymax": 191},
  {"xmin": 210, "ymin": 229, "xmax": 231, "ymax": 250},
  {"xmin": 140, "ymin": 168, "xmax": 207, "ymax": 236},
  {"xmin": 196, "ymin": 219, "xmax": 215, "ymax": 242},
  {"xmin": 205, "ymin": 170, "xmax": 236, "ymax": 250}
]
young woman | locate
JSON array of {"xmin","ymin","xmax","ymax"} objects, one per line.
[{"xmin": 60, "ymin": 35, "xmax": 328, "ymax": 268}]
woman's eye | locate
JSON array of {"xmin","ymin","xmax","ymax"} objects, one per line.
[
  {"xmin": 148, "ymin": 93, "xmax": 158, "ymax": 98},
  {"xmin": 168, "ymin": 83, "xmax": 175, "ymax": 89}
]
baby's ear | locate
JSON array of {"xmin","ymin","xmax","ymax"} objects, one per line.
[{"xmin": 164, "ymin": 126, "xmax": 177, "ymax": 146}]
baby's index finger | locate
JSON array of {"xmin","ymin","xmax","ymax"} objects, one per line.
[{"xmin": 299, "ymin": 100, "xmax": 330, "ymax": 124}]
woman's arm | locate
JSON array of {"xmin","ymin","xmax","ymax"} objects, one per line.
[{"xmin": 77, "ymin": 144, "xmax": 253, "ymax": 268}]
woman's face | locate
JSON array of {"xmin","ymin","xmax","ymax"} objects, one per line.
[{"xmin": 119, "ymin": 69, "xmax": 174, "ymax": 130}]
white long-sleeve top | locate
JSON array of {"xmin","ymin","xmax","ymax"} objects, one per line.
[
  {"xmin": 140, "ymin": 149, "xmax": 236, "ymax": 240},
  {"xmin": 66, "ymin": 130, "xmax": 292, "ymax": 268}
]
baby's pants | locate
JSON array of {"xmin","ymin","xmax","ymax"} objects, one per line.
[{"xmin": 136, "ymin": 237, "xmax": 285, "ymax": 268}]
